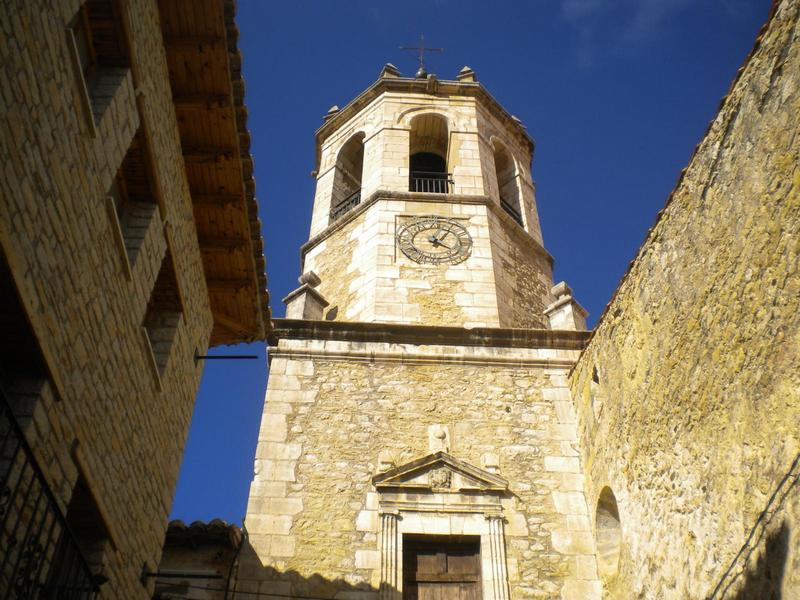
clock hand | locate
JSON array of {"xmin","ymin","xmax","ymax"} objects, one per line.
[{"xmin": 432, "ymin": 239, "xmax": 453, "ymax": 250}]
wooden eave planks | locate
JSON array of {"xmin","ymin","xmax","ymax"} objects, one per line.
[{"xmin": 160, "ymin": 0, "xmax": 270, "ymax": 346}]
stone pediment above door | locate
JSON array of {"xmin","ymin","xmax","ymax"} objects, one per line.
[{"xmin": 372, "ymin": 451, "xmax": 508, "ymax": 492}]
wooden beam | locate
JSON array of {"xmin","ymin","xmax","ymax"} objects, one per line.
[
  {"xmin": 174, "ymin": 94, "xmax": 230, "ymax": 110},
  {"xmin": 199, "ymin": 237, "xmax": 249, "ymax": 252},
  {"xmin": 207, "ymin": 279, "xmax": 252, "ymax": 292},
  {"xmin": 212, "ymin": 311, "xmax": 254, "ymax": 338},
  {"xmin": 164, "ymin": 35, "xmax": 225, "ymax": 49},
  {"xmin": 183, "ymin": 148, "xmax": 236, "ymax": 164},
  {"xmin": 191, "ymin": 193, "xmax": 242, "ymax": 207}
]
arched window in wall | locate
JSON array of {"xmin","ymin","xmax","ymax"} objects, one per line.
[
  {"xmin": 493, "ymin": 140, "xmax": 523, "ymax": 226},
  {"xmin": 330, "ymin": 133, "xmax": 364, "ymax": 222},
  {"xmin": 596, "ymin": 487, "xmax": 622, "ymax": 585},
  {"xmin": 409, "ymin": 114, "xmax": 451, "ymax": 193}
]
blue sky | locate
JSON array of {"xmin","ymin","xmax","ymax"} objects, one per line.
[{"xmin": 169, "ymin": 0, "xmax": 771, "ymax": 524}]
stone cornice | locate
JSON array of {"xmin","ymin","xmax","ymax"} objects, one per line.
[
  {"xmin": 268, "ymin": 346, "xmax": 578, "ymax": 369},
  {"xmin": 299, "ymin": 191, "xmax": 554, "ymax": 267},
  {"xmin": 314, "ymin": 76, "xmax": 534, "ymax": 168},
  {"xmin": 269, "ymin": 318, "xmax": 590, "ymax": 351}
]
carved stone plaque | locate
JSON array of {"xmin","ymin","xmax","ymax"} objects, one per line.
[{"xmin": 429, "ymin": 467, "xmax": 452, "ymax": 489}]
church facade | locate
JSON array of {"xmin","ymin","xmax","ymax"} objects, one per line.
[{"xmin": 239, "ymin": 65, "xmax": 601, "ymax": 599}]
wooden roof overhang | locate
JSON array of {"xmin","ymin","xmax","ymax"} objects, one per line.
[{"xmin": 160, "ymin": 0, "xmax": 270, "ymax": 346}]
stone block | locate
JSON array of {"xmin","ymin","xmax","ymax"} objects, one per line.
[
  {"xmin": 544, "ymin": 456, "xmax": 581, "ymax": 473},
  {"xmin": 267, "ymin": 497, "xmax": 303, "ymax": 515},
  {"xmin": 552, "ymin": 491, "xmax": 589, "ymax": 516},
  {"xmin": 567, "ymin": 515, "xmax": 591, "ymax": 531},
  {"xmin": 269, "ymin": 535, "xmax": 296, "ymax": 557},
  {"xmin": 259, "ymin": 414, "xmax": 287, "ymax": 442},
  {"xmin": 247, "ymin": 514, "xmax": 293, "ymax": 536},
  {"xmin": 261, "ymin": 460, "xmax": 296, "ymax": 482},
  {"xmin": 249, "ymin": 481, "xmax": 287, "ymax": 498},
  {"xmin": 355, "ymin": 549, "xmax": 380, "ymax": 569},
  {"xmin": 576, "ymin": 555, "xmax": 599, "ymax": 580},
  {"xmin": 506, "ymin": 513, "xmax": 529, "ymax": 536},
  {"xmin": 258, "ymin": 442, "xmax": 302, "ymax": 460},
  {"xmin": 551, "ymin": 530, "xmax": 595, "ymax": 555},
  {"xmin": 355, "ymin": 510, "xmax": 379, "ymax": 532},
  {"xmin": 548, "ymin": 424, "xmax": 578, "ymax": 441},
  {"xmin": 561, "ymin": 580, "xmax": 602, "ymax": 600},
  {"xmin": 554, "ymin": 400, "xmax": 576, "ymax": 423}
]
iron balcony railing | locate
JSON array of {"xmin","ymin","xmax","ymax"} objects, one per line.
[
  {"xmin": 409, "ymin": 171, "xmax": 453, "ymax": 194},
  {"xmin": 329, "ymin": 189, "xmax": 361, "ymax": 222},
  {"xmin": 500, "ymin": 197, "xmax": 524, "ymax": 227},
  {"xmin": 1, "ymin": 390, "xmax": 99, "ymax": 599}
]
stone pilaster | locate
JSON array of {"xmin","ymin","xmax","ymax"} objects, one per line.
[
  {"xmin": 486, "ymin": 514, "xmax": 510, "ymax": 600},
  {"xmin": 379, "ymin": 511, "xmax": 401, "ymax": 600}
]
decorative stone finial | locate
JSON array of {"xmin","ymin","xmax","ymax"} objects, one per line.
[
  {"xmin": 481, "ymin": 453, "xmax": 500, "ymax": 474},
  {"xmin": 544, "ymin": 281, "xmax": 588, "ymax": 331},
  {"xmin": 428, "ymin": 424, "xmax": 450, "ymax": 453},
  {"xmin": 298, "ymin": 271, "xmax": 322, "ymax": 287},
  {"xmin": 425, "ymin": 73, "xmax": 439, "ymax": 94},
  {"xmin": 380, "ymin": 63, "xmax": 401, "ymax": 78},
  {"xmin": 377, "ymin": 450, "xmax": 395, "ymax": 472},
  {"xmin": 551, "ymin": 281, "xmax": 573, "ymax": 299},
  {"xmin": 283, "ymin": 271, "xmax": 329, "ymax": 320},
  {"xmin": 323, "ymin": 105, "xmax": 340, "ymax": 122},
  {"xmin": 457, "ymin": 66, "xmax": 476, "ymax": 82}
]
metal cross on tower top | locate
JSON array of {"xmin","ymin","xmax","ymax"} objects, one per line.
[{"xmin": 400, "ymin": 34, "xmax": 443, "ymax": 78}]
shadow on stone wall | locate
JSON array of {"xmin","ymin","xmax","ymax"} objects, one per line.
[
  {"xmin": 234, "ymin": 541, "xmax": 383, "ymax": 599},
  {"xmin": 729, "ymin": 521, "xmax": 789, "ymax": 600}
]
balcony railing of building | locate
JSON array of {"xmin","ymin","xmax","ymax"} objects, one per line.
[
  {"xmin": 1, "ymin": 390, "xmax": 99, "ymax": 599},
  {"xmin": 500, "ymin": 197, "xmax": 523, "ymax": 227},
  {"xmin": 409, "ymin": 171, "xmax": 454, "ymax": 194},
  {"xmin": 330, "ymin": 189, "xmax": 361, "ymax": 222}
]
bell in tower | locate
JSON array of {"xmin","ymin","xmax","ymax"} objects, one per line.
[{"xmin": 242, "ymin": 64, "xmax": 597, "ymax": 599}]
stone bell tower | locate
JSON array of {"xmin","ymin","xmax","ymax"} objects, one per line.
[
  {"xmin": 290, "ymin": 63, "xmax": 586, "ymax": 330},
  {"xmin": 242, "ymin": 65, "xmax": 599, "ymax": 600}
]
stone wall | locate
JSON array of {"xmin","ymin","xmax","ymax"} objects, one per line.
[
  {"xmin": 1, "ymin": 1, "xmax": 216, "ymax": 596},
  {"xmin": 303, "ymin": 194, "xmax": 558, "ymax": 328},
  {"xmin": 243, "ymin": 332, "xmax": 601, "ymax": 599},
  {"xmin": 304, "ymin": 196, "xmax": 503, "ymax": 327},
  {"xmin": 304, "ymin": 209, "xmax": 370, "ymax": 321},
  {"xmin": 569, "ymin": 2, "xmax": 800, "ymax": 598},
  {"xmin": 490, "ymin": 209, "xmax": 554, "ymax": 330}
]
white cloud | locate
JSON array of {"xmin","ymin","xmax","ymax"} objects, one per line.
[
  {"xmin": 560, "ymin": 0, "xmax": 701, "ymax": 65},
  {"xmin": 623, "ymin": 0, "xmax": 694, "ymax": 44}
]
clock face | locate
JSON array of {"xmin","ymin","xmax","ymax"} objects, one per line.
[{"xmin": 396, "ymin": 216, "xmax": 473, "ymax": 265}]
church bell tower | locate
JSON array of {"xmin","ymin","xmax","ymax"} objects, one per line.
[{"xmin": 242, "ymin": 64, "xmax": 599, "ymax": 600}]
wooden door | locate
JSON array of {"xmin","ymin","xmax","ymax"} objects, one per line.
[{"xmin": 403, "ymin": 535, "xmax": 481, "ymax": 600}]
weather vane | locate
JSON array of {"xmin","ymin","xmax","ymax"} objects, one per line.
[{"xmin": 400, "ymin": 34, "xmax": 443, "ymax": 78}]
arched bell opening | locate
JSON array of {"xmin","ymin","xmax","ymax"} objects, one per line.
[
  {"xmin": 408, "ymin": 113, "xmax": 451, "ymax": 193},
  {"xmin": 492, "ymin": 140, "xmax": 523, "ymax": 227},
  {"xmin": 330, "ymin": 132, "xmax": 365, "ymax": 222}
]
